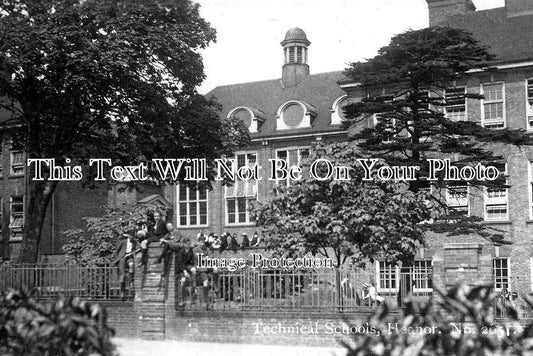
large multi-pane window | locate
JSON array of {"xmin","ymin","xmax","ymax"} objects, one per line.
[
  {"xmin": 9, "ymin": 196, "xmax": 23, "ymax": 241},
  {"xmin": 446, "ymin": 183, "xmax": 469, "ymax": 216},
  {"xmin": 413, "ymin": 260, "xmax": 433, "ymax": 292},
  {"xmin": 176, "ymin": 185, "xmax": 208, "ymax": 227},
  {"xmin": 376, "ymin": 261, "xmax": 397, "ymax": 292},
  {"xmin": 275, "ymin": 148, "xmax": 309, "ymax": 186},
  {"xmin": 445, "ymin": 87, "xmax": 467, "ymax": 121},
  {"xmin": 482, "ymin": 83, "xmax": 505, "ymax": 129},
  {"xmin": 493, "ymin": 258, "xmax": 510, "ymax": 291},
  {"xmin": 225, "ymin": 152, "xmax": 258, "ymax": 225},
  {"xmin": 10, "ymin": 151, "xmax": 23, "ymax": 176},
  {"xmin": 485, "ymin": 164, "xmax": 508, "ymax": 221},
  {"xmin": 376, "ymin": 260, "xmax": 433, "ymax": 293}
]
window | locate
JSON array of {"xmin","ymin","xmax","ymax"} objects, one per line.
[
  {"xmin": 228, "ymin": 106, "xmax": 264, "ymax": 133},
  {"xmin": 413, "ymin": 260, "xmax": 433, "ymax": 292},
  {"xmin": 482, "ymin": 83, "xmax": 505, "ymax": 129},
  {"xmin": 225, "ymin": 152, "xmax": 258, "ymax": 225},
  {"xmin": 376, "ymin": 262, "xmax": 398, "ymax": 292},
  {"xmin": 529, "ymin": 161, "xmax": 533, "ymax": 219},
  {"xmin": 176, "ymin": 186, "xmax": 208, "ymax": 227},
  {"xmin": 445, "ymin": 87, "xmax": 467, "ymax": 121},
  {"xmin": 493, "ymin": 258, "xmax": 510, "ymax": 291},
  {"xmin": 485, "ymin": 164, "xmax": 508, "ymax": 221},
  {"xmin": 275, "ymin": 148, "xmax": 309, "ymax": 186},
  {"xmin": 9, "ymin": 196, "xmax": 23, "ymax": 241},
  {"xmin": 377, "ymin": 260, "xmax": 433, "ymax": 293},
  {"xmin": 446, "ymin": 183, "xmax": 469, "ymax": 216},
  {"xmin": 331, "ymin": 95, "xmax": 361, "ymax": 126},
  {"xmin": 10, "ymin": 151, "xmax": 23, "ymax": 176},
  {"xmin": 527, "ymin": 79, "xmax": 533, "ymax": 129},
  {"xmin": 276, "ymin": 101, "xmax": 316, "ymax": 130}
]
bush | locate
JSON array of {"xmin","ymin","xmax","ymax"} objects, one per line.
[
  {"xmin": 343, "ymin": 284, "xmax": 533, "ymax": 356},
  {"xmin": 0, "ymin": 290, "xmax": 117, "ymax": 356}
]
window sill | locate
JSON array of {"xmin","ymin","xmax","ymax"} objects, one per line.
[
  {"xmin": 176, "ymin": 225, "xmax": 209, "ymax": 229},
  {"xmin": 482, "ymin": 220, "xmax": 511, "ymax": 225},
  {"xmin": 225, "ymin": 223, "xmax": 257, "ymax": 227}
]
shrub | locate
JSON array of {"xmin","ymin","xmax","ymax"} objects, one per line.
[
  {"xmin": 343, "ymin": 284, "xmax": 533, "ymax": 356},
  {"xmin": 0, "ymin": 290, "xmax": 116, "ymax": 356}
]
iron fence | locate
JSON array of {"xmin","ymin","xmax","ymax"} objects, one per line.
[
  {"xmin": 0, "ymin": 263, "xmax": 131, "ymax": 301},
  {"xmin": 178, "ymin": 267, "xmax": 434, "ymax": 312}
]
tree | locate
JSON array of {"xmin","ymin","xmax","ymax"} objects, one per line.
[
  {"xmin": 342, "ymin": 27, "xmax": 532, "ymax": 240},
  {"xmin": 0, "ymin": 0, "xmax": 248, "ymax": 262},
  {"xmin": 252, "ymin": 142, "xmax": 439, "ymax": 267},
  {"xmin": 343, "ymin": 26, "xmax": 531, "ymax": 190},
  {"xmin": 63, "ymin": 203, "xmax": 166, "ymax": 265}
]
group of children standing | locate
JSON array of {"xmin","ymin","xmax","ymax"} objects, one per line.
[{"xmin": 199, "ymin": 231, "xmax": 262, "ymax": 253}]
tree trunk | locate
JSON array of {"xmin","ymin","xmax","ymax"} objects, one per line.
[{"xmin": 17, "ymin": 180, "xmax": 58, "ymax": 263}]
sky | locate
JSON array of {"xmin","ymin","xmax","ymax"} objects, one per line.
[{"xmin": 195, "ymin": 0, "xmax": 505, "ymax": 94}]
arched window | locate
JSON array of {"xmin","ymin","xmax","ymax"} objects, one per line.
[
  {"xmin": 227, "ymin": 106, "xmax": 265, "ymax": 133},
  {"xmin": 276, "ymin": 100, "xmax": 316, "ymax": 130}
]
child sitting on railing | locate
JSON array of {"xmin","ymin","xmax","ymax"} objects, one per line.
[{"xmin": 362, "ymin": 282, "xmax": 384, "ymax": 305}]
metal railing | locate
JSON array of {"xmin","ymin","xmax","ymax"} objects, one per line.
[
  {"xmin": 178, "ymin": 268, "xmax": 434, "ymax": 312},
  {"xmin": 0, "ymin": 263, "xmax": 131, "ymax": 301}
]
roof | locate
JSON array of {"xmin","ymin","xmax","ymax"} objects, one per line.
[
  {"xmin": 441, "ymin": 7, "xmax": 533, "ymax": 64},
  {"xmin": 283, "ymin": 27, "xmax": 309, "ymax": 43},
  {"xmin": 206, "ymin": 71, "xmax": 350, "ymax": 139}
]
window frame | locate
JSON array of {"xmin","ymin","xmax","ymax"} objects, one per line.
[
  {"xmin": 224, "ymin": 151, "xmax": 258, "ymax": 226},
  {"xmin": 484, "ymin": 163, "xmax": 508, "ymax": 221},
  {"xmin": 445, "ymin": 86, "xmax": 467, "ymax": 122},
  {"xmin": 481, "ymin": 82, "xmax": 506, "ymax": 129},
  {"xmin": 176, "ymin": 185, "xmax": 209, "ymax": 228},
  {"xmin": 376, "ymin": 261, "xmax": 399, "ymax": 293},
  {"xmin": 526, "ymin": 78, "xmax": 533, "ymax": 130},
  {"xmin": 274, "ymin": 147, "xmax": 310, "ymax": 187},
  {"xmin": 493, "ymin": 257, "xmax": 510, "ymax": 292},
  {"xmin": 412, "ymin": 260, "xmax": 433, "ymax": 293},
  {"xmin": 529, "ymin": 161, "xmax": 533, "ymax": 219},
  {"xmin": 9, "ymin": 196, "xmax": 23, "ymax": 241},
  {"xmin": 446, "ymin": 184, "xmax": 470, "ymax": 217},
  {"xmin": 10, "ymin": 150, "xmax": 24, "ymax": 176}
]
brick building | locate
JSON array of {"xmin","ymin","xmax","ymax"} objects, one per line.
[{"xmin": 165, "ymin": 0, "xmax": 533, "ymax": 295}]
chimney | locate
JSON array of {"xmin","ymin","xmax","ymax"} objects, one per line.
[
  {"xmin": 426, "ymin": 0, "xmax": 476, "ymax": 26},
  {"xmin": 506, "ymin": 0, "xmax": 533, "ymax": 17}
]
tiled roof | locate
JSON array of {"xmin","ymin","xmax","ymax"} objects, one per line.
[
  {"xmin": 206, "ymin": 71, "xmax": 349, "ymax": 139},
  {"xmin": 442, "ymin": 7, "xmax": 533, "ymax": 64}
]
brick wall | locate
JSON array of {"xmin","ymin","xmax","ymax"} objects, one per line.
[
  {"xmin": 102, "ymin": 301, "xmax": 140, "ymax": 338},
  {"xmin": 164, "ymin": 311, "xmax": 375, "ymax": 347}
]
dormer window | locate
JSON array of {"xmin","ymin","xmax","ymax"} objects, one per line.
[
  {"xmin": 228, "ymin": 106, "xmax": 265, "ymax": 133},
  {"xmin": 331, "ymin": 95, "xmax": 362, "ymax": 126},
  {"xmin": 276, "ymin": 100, "xmax": 316, "ymax": 130}
]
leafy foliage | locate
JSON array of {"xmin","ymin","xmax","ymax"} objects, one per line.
[
  {"xmin": 63, "ymin": 203, "xmax": 165, "ymax": 265},
  {"xmin": 343, "ymin": 284, "xmax": 533, "ymax": 356},
  {"xmin": 0, "ymin": 0, "xmax": 248, "ymax": 262},
  {"xmin": 343, "ymin": 27, "xmax": 532, "ymax": 188},
  {"xmin": 252, "ymin": 142, "xmax": 439, "ymax": 267},
  {"xmin": 0, "ymin": 289, "xmax": 116, "ymax": 356}
]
